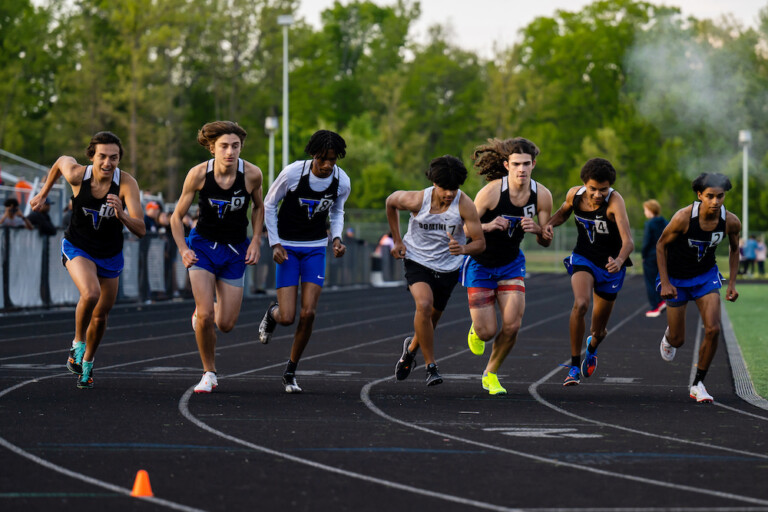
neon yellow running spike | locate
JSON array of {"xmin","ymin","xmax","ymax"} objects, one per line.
[
  {"xmin": 467, "ymin": 323, "xmax": 485, "ymax": 355},
  {"xmin": 482, "ymin": 372, "xmax": 507, "ymax": 395}
]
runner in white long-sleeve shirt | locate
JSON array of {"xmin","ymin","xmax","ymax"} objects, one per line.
[{"xmin": 258, "ymin": 130, "xmax": 351, "ymax": 393}]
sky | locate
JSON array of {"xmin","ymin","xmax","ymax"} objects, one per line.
[{"xmin": 297, "ymin": 0, "xmax": 767, "ymax": 58}]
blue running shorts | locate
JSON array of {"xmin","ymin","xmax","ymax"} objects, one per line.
[
  {"xmin": 656, "ymin": 265, "xmax": 722, "ymax": 307},
  {"xmin": 564, "ymin": 252, "xmax": 626, "ymax": 300},
  {"xmin": 275, "ymin": 245, "xmax": 327, "ymax": 289},
  {"xmin": 186, "ymin": 228, "xmax": 250, "ymax": 287},
  {"xmin": 61, "ymin": 238, "xmax": 124, "ymax": 278},
  {"xmin": 460, "ymin": 251, "xmax": 526, "ymax": 288}
]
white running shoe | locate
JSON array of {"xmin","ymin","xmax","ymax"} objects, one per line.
[
  {"xmin": 660, "ymin": 335, "xmax": 676, "ymax": 362},
  {"xmin": 283, "ymin": 373, "xmax": 302, "ymax": 393},
  {"xmin": 690, "ymin": 382, "xmax": 713, "ymax": 403},
  {"xmin": 191, "ymin": 307, "xmax": 197, "ymax": 332},
  {"xmin": 194, "ymin": 371, "xmax": 218, "ymax": 393}
]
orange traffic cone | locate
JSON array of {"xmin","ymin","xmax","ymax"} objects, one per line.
[{"xmin": 130, "ymin": 469, "xmax": 154, "ymax": 497}]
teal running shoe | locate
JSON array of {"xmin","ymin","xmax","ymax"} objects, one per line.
[
  {"xmin": 77, "ymin": 361, "xmax": 94, "ymax": 389},
  {"xmin": 67, "ymin": 342, "xmax": 86, "ymax": 376}
]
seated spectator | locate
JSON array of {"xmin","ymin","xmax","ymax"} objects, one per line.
[{"xmin": 0, "ymin": 198, "xmax": 33, "ymax": 229}]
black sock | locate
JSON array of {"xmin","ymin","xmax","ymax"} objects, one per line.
[
  {"xmin": 692, "ymin": 368, "xmax": 707, "ymax": 386},
  {"xmin": 571, "ymin": 355, "xmax": 580, "ymax": 367},
  {"xmin": 285, "ymin": 360, "xmax": 297, "ymax": 375}
]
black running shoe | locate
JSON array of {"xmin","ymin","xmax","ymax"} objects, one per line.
[
  {"xmin": 425, "ymin": 363, "xmax": 443, "ymax": 387},
  {"xmin": 283, "ymin": 373, "xmax": 302, "ymax": 393},
  {"xmin": 395, "ymin": 337, "xmax": 417, "ymax": 380},
  {"xmin": 259, "ymin": 302, "xmax": 278, "ymax": 344}
]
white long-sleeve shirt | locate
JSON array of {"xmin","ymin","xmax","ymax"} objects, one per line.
[{"xmin": 264, "ymin": 160, "xmax": 351, "ymax": 247}]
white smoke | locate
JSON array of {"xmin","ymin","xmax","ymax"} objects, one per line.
[{"xmin": 625, "ymin": 17, "xmax": 751, "ymax": 177}]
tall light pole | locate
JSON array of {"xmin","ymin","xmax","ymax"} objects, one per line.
[
  {"xmin": 739, "ymin": 130, "xmax": 751, "ymax": 237},
  {"xmin": 264, "ymin": 116, "xmax": 279, "ymax": 186},
  {"xmin": 277, "ymin": 14, "xmax": 294, "ymax": 171}
]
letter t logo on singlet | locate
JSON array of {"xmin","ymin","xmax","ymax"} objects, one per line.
[
  {"xmin": 501, "ymin": 205, "xmax": 535, "ymax": 237},
  {"xmin": 688, "ymin": 232, "xmax": 724, "ymax": 261},
  {"xmin": 209, "ymin": 196, "xmax": 246, "ymax": 219},
  {"xmin": 575, "ymin": 215, "xmax": 608, "ymax": 243},
  {"xmin": 501, "ymin": 215, "xmax": 522, "ymax": 237},
  {"xmin": 299, "ymin": 197, "xmax": 334, "ymax": 219},
  {"xmin": 82, "ymin": 204, "xmax": 115, "ymax": 230},
  {"xmin": 209, "ymin": 198, "xmax": 230, "ymax": 219}
]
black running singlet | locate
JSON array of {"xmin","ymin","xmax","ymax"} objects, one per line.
[
  {"xmin": 667, "ymin": 202, "xmax": 726, "ymax": 279},
  {"xmin": 572, "ymin": 187, "xmax": 631, "ymax": 268},
  {"xmin": 195, "ymin": 159, "xmax": 250, "ymax": 245},
  {"xmin": 277, "ymin": 161, "xmax": 340, "ymax": 242},
  {"xmin": 65, "ymin": 166, "xmax": 124, "ymax": 258},
  {"xmin": 473, "ymin": 177, "xmax": 538, "ymax": 268}
]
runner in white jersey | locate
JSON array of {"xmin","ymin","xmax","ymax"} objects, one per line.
[{"xmin": 387, "ymin": 155, "xmax": 485, "ymax": 386}]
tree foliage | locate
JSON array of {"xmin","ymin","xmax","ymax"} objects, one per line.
[{"xmin": 2, "ymin": 0, "xmax": 767, "ymax": 232}]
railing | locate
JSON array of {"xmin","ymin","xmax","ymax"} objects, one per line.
[{"xmin": 0, "ymin": 227, "xmax": 404, "ymax": 310}]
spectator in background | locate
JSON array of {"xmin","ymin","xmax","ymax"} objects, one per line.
[
  {"xmin": 158, "ymin": 210, "xmax": 178, "ymax": 297},
  {"xmin": 375, "ymin": 232, "xmax": 394, "ymax": 255},
  {"xmin": 61, "ymin": 199, "xmax": 73, "ymax": 228},
  {"xmin": 182, "ymin": 213, "xmax": 194, "ymax": 237},
  {"xmin": 743, "ymin": 234, "xmax": 758, "ymax": 276},
  {"xmin": 27, "ymin": 197, "xmax": 57, "ymax": 236},
  {"xmin": 756, "ymin": 235, "xmax": 766, "ymax": 276},
  {"xmin": 144, "ymin": 201, "xmax": 160, "ymax": 233},
  {"xmin": 1, "ymin": 198, "xmax": 33, "ymax": 229},
  {"xmin": 642, "ymin": 199, "xmax": 668, "ymax": 317}
]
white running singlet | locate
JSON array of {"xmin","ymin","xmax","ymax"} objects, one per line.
[{"xmin": 403, "ymin": 187, "xmax": 466, "ymax": 273}]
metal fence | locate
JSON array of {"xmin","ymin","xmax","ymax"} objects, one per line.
[{"xmin": 0, "ymin": 227, "xmax": 404, "ymax": 310}]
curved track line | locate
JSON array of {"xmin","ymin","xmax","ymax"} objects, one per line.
[
  {"xmin": 0, "ymin": 435, "xmax": 203, "ymax": 511},
  {"xmin": 528, "ymin": 307, "xmax": 768, "ymax": 460},
  {"xmin": 178, "ymin": 387, "xmax": 524, "ymax": 512},
  {"xmin": 0, "ymin": 314, "xmax": 479, "ymax": 511},
  {"xmin": 359, "ymin": 309, "xmax": 768, "ymax": 506},
  {"xmin": 360, "ymin": 375, "xmax": 768, "ymax": 506}
]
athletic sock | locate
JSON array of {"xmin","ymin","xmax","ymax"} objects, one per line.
[
  {"xmin": 586, "ymin": 341, "xmax": 597, "ymax": 354},
  {"xmin": 285, "ymin": 360, "xmax": 298, "ymax": 375},
  {"xmin": 571, "ymin": 355, "xmax": 580, "ymax": 367},
  {"xmin": 693, "ymin": 368, "xmax": 707, "ymax": 386}
]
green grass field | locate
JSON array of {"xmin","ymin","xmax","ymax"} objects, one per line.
[{"xmin": 724, "ymin": 284, "xmax": 768, "ymax": 398}]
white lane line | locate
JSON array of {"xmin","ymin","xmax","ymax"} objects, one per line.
[
  {"xmin": 527, "ymin": 306, "xmax": 768, "ymax": 461},
  {"xmin": 360, "ymin": 374, "xmax": 768, "ymax": 506},
  {"xmin": 0, "ymin": 299, "xmax": 435, "ymax": 362},
  {"xmin": 359, "ymin": 307, "xmax": 768, "ymax": 507},
  {"xmin": 178, "ymin": 387, "xmax": 525, "ymax": 512},
  {"xmin": 0, "ymin": 294, "xmax": 403, "ymax": 345},
  {"xmin": 0, "ymin": 437, "xmax": 204, "ymax": 511}
]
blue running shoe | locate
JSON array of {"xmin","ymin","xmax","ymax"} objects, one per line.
[
  {"xmin": 67, "ymin": 342, "xmax": 86, "ymax": 376},
  {"xmin": 581, "ymin": 336, "xmax": 598, "ymax": 378},
  {"xmin": 77, "ymin": 361, "xmax": 94, "ymax": 389},
  {"xmin": 563, "ymin": 365, "xmax": 580, "ymax": 386}
]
